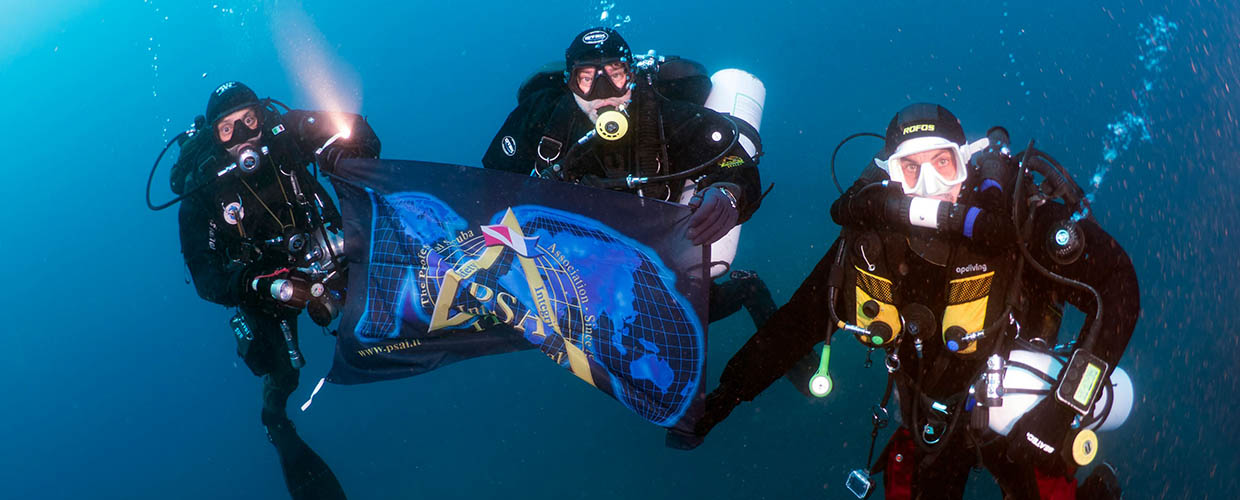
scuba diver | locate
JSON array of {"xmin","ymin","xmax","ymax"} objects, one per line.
[
  {"xmin": 672, "ymin": 103, "xmax": 1137, "ymax": 500},
  {"xmin": 482, "ymin": 26, "xmax": 779, "ymax": 351},
  {"xmin": 147, "ymin": 81, "xmax": 381, "ymax": 500}
]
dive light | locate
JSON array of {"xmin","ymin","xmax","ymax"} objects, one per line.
[
  {"xmin": 251, "ymin": 274, "xmax": 311, "ymax": 308},
  {"xmin": 808, "ymin": 344, "xmax": 834, "ymax": 397},
  {"xmin": 279, "ymin": 319, "xmax": 306, "ymax": 370},
  {"xmin": 314, "ymin": 128, "xmax": 352, "ymax": 156},
  {"xmin": 269, "ymin": 279, "xmax": 307, "ymax": 306}
]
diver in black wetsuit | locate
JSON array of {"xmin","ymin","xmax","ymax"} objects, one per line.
[
  {"xmin": 482, "ymin": 27, "xmax": 777, "ymax": 339},
  {"xmin": 162, "ymin": 81, "xmax": 380, "ymax": 500},
  {"xmin": 675, "ymin": 103, "xmax": 1136, "ymax": 500}
]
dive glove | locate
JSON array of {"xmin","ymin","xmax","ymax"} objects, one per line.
[
  {"xmin": 840, "ymin": 183, "xmax": 902, "ymax": 228},
  {"xmin": 1005, "ymin": 396, "xmax": 1078, "ymax": 475},
  {"xmin": 316, "ymin": 143, "xmax": 376, "ymax": 175},
  {"xmin": 970, "ymin": 147, "xmax": 1017, "ymax": 212},
  {"xmin": 687, "ymin": 185, "xmax": 740, "ymax": 246},
  {"xmin": 664, "ymin": 389, "xmax": 743, "ymax": 450}
]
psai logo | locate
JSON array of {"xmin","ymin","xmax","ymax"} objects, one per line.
[
  {"xmin": 582, "ymin": 30, "xmax": 609, "ymax": 45},
  {"xmin": 417, "ymin": 208, "xmax": 596, "ymax": 352}
]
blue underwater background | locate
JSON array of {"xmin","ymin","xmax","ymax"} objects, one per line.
[{"xmin": 1, "ymin": 1, "xmax": 1237, "ymax": 498}]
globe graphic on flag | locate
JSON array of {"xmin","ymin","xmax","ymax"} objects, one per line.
[{"xmin": 362, "ymin": 192, "xmax": 704, "ymax": 426}]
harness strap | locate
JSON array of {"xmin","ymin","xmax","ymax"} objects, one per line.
[
  {"xmin": 865, "ymin": 374, "xmax": 896, "ymax": 468},
  {"xmin": 731, "ymin": 116, "xmax": 764, "ymax": 160},
  {"xmin": 537, "ymin": 96, "xmax": 580, "ymax": 169}
]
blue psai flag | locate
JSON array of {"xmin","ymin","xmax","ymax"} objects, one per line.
[{"xmin": 325, "ymin": 159, "xmax": 709, "ymax": 428}]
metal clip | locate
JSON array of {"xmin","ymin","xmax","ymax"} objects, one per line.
[
  {"xmin": 885, "ymin": 352, "xmax": 901, "ymax": 373},
  {"xmin": 871, "ymin": 405, "xmax": 890, "ymax": 428},
  {"xmin": 860, "ymin": 245, "xmax": 876, "ymax": 271}
]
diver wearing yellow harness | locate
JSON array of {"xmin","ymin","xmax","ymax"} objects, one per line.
[{"xmin": 673, "ymin": 103, "xmax": 1138, "ymax": 500}]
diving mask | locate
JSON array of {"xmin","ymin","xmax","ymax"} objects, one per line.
[
  {"xmin": 569, "ymin": 59, "xmax": 632, "ymax": 101},
  {"xmin": 216, "ymin": 107, "xmax": 263, "ymax": 149},
  {"xmin": 875, "ymin": 136, "xmax": 972, "ymax": 198}
]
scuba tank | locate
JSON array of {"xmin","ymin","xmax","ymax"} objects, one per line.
[
  {"xmin": 677, "ymin": 68, "xmax": 767, "ymax": 278},
  {"xmin": 986, "ymin": 349, "xmax": 1134, "ymax": 436},
  {"xmin": 817, "ymin": 119, "xmax": 1134, "ymax": 488}
]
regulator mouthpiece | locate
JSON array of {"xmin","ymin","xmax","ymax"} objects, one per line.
[
  {"xmin": 809, "ymin": 345, "xmax": 834, "ymax": 397},
  {"xmin": 238, "ymin": 147, "xmax": 261, "ymax": 174},
  {"xmin": 596, "ymin": 107, "xmax": 629, "ymax": 141},
  {"xmin": 217, "ymin": 146, "xmax": 268, "ymax": 177}
]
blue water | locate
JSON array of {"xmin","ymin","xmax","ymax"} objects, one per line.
[{"xmin": 2, "ymin": 1, "xmax": 1236, "ymax": 498}]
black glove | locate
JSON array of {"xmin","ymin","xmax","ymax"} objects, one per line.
[
  {"xmin": 686, "ymin": 186, "xmax": 740, "ymax": 246},
  {"xmin": 835, "ymin": 183, "xmax": 901, "ymax": 228},
  {"xmin": 664, "ymin": 389, "xmax": 742, "ymax": 450},
  {"xmin": 971, "ymin": 138, "xmax": 1019, "ymax": 212},
  {"xmin": 316, "ymin": 143, "xmax": 373, "ymax": 175},
  {"xmin": 1005, "ymin": 396, "xmax": 1078, "ymax": 475}
]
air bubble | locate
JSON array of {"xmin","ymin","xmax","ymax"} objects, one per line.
[{"xmin": 1075, "ymin": 16, "xmax": 1177, "ymax": 220}]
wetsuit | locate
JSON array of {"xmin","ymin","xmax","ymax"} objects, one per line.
[
  {"xmin": 703, "ymin": 164, "xmax": 1140, "ymax": 499},
  {"xmin": 177, "ymin": 108, "xmax": 379, "ymax": 500},
  {"xmin": 482, "ymin": 86, "xmax": 762, "ymax": 221},
  {"xmin": 482, "ymin": 81, "xmax": 772, "ymax": 335}
]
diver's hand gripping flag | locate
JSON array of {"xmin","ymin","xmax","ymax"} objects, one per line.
[{"xmin": 322, "ymin": 159, "xmax": 710, "ymax": 428}]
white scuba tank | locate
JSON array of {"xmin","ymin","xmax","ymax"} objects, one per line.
[
  {"xmin": 679, "ymin": 69, "xmax": 767, "ymax": 278},
  {"xmin": 988, "ymin": 350, "xmax": 1134, "ymax": 436}
]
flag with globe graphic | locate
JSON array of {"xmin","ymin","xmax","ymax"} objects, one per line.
[{"xmin": 324, "ymin": 159, "xmax": 710, "ymax": 427}]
